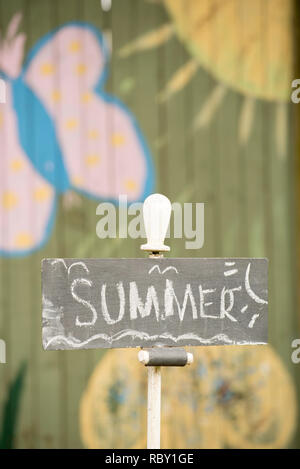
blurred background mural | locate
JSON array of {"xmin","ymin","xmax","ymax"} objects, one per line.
[{"xmin": 0, "ymin": 0, "xmax": 299, "ymax": 448}]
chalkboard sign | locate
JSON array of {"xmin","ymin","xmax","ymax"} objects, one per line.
[{"xmin": 42, "ymin": 258, "xmax": 268, "ymax": 350}]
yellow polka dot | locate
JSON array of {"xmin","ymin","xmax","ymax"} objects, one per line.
[
  {"xmin": 51, "ymin": 90, "xmax": 61, "ymax": 103},
  {"xmin": 72, "ymin": 176, "xmax": 83, "ymax": 186},
  {"xmin": 34, "ymin": 186, "xmax": 51, "ymax": 202},
  {"xmin": 41, "ymin": 63, "xmax": 55, "ymax": 76},
  {"xmin": 69, "ymin": 41, "xmax": 81, "ymax": 53},
  {"xmin": 10, "ymin": 159, "xmax": 24, "ymax": 172},
  {"xmin": 65, "ymin": 118, "xmax": 78, "ymax": 130},
  {"xmin": 124, "ymin": 180, "xmax": 137, "ymax": 192},
  {"xmin": 111, "ymin": 133, "xmax": 126, "ymax": 147},
  {"xmin": 88, "ymin": 129, "xmax": 99, "ymax": 139},
  {"xmin": 81, "ymin": 92, "xmax": 92, "ymax": 103},
  {"xmin": 85, "ymin": 154, "xmax": 101, "ymax": 167},
  {"xmin": 76, "ymin": 64, "xmax": 87, "ymax": 75},
  {"xmin": 15, "ymin": 233, "xmax": 34, "ymax": 249},
  {"xmin": 2, "ymin": 191, "xmax": 18, "ymax": 210}
]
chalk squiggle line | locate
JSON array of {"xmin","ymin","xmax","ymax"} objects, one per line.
[
  {"xmin": 49, "ymin": 259, "xmax": 90, "ymax": 276},
  {"xmin": 245, "ymin": 263, "xmax": 268, "ymax": 304},
  {"xmin": 50, "ymin": 259, "xmax": 67, "ymax": 269},
  {"xmin": 68, "ymin": 262, "xmax": 89, "ymax": 275},
  {"xmin": 44, "ymin": 329, "xmax": 266, "ymax": 350},
  {"xmin": 148, "ymin": 265, "xmax": 179, "ymax": 275}
]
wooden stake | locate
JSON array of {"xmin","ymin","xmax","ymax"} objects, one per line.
[{"xmin": 147, "ymin": 366, "xmax": 161, "ymax": 449}]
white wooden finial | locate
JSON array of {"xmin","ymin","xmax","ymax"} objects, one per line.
[{"xmin": 141, "ymin": 193, "xmax": 171, "ymax": 252}]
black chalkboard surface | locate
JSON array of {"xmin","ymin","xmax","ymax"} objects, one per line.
[{"xmin": 42, "ymin": 258, "xmax": 268, "ymax": 350}]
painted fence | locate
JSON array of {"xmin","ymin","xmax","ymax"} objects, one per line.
[{"xmin": 0, "ymin": 0, "xmax": 299, "ymax": 448}]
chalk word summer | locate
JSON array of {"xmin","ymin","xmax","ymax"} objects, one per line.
[{"xmin": 96, "ymin": 195, "xmax": 204, "ymax": 250}]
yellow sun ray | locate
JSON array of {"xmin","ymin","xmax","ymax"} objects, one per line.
[
  {"xmin": 118, "ymin": 23, "xmax": 174, "ymax": 58},
  {"xmin": 276, "ymin": 102, "xmax": 288, "ymax": 160},
  {"xmin": 158, "ymin": 58, "xmax": 199, "ymax": 102},
  {"xmin": 193, "ymin": 83, "xmax": 226, "ymax": 130},
  {"xmin": 239, "ymin": 97, "xmax": 255, "ymax": 146}
]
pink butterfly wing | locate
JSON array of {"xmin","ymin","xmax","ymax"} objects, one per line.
[
  {"xmin": 0, "ymin": 83, "xmax": 56, "ymax": 255},
  {"xmin": 24, "ymin": 25, "xmax": 150, "ymax": 202}
]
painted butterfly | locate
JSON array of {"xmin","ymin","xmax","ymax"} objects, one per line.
[{"xmin": 0, "ymin": 13, "xmax": 154, "ymax": 257}]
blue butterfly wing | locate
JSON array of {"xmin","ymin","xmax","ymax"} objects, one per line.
[{"xmin": 0, "ymin": 80, "xmax": 57, "ymax": 257}]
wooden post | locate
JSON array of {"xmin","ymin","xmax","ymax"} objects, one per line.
[
  {"xmin": 147, "ymin": 366, "xmax": 161, "ymax": 449},
  {"xmin": 138, "ymin": 344, "xmax": 193, "ymax": 449}
]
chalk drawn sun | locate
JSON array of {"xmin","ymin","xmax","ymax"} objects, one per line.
[{"xmin": 119, "ymin": 0, "xmax": 293, "ymax": 158}]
